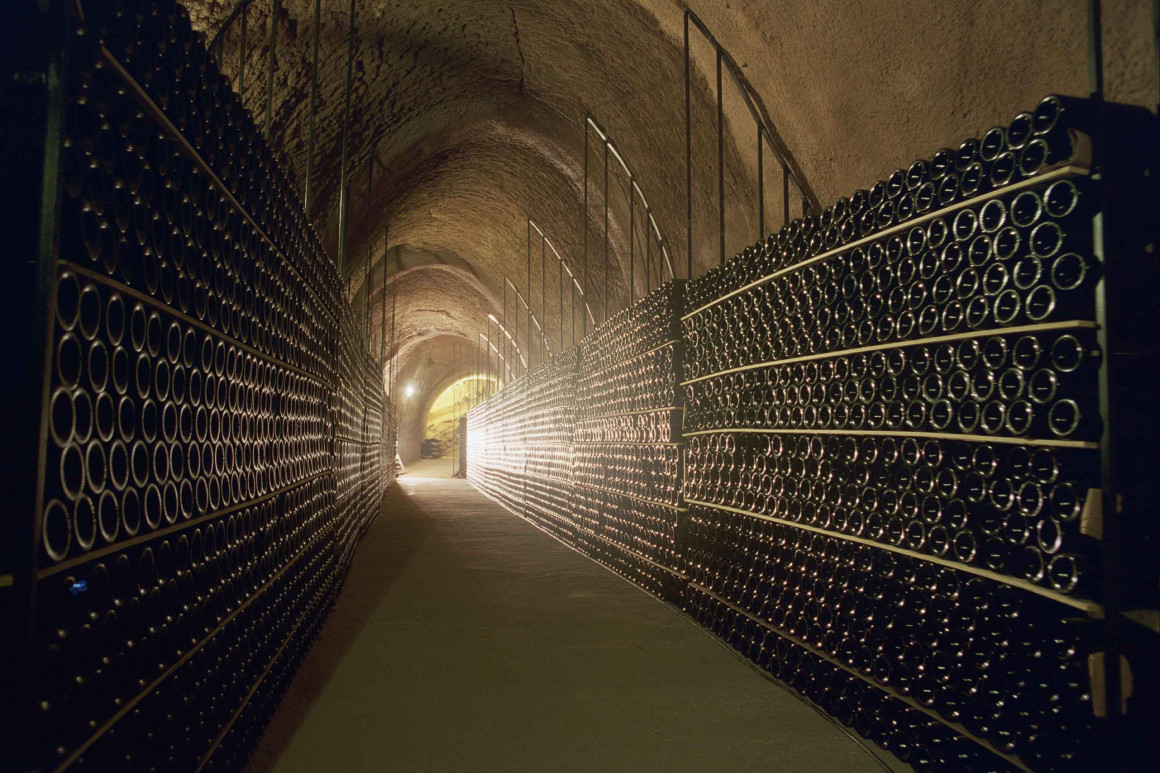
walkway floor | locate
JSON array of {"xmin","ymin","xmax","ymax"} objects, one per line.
[{"xmin": 246, "ymin": 478, "xmax": 902, "ymax": 773}]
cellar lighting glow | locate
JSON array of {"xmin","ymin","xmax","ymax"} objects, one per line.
[{"xmin": 405, "ymin": 384, "xmax": 416, "ymax": 398}]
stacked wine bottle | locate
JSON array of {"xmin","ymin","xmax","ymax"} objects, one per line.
[
  {"xmin": 572, "ymin": 282, "xmax": 688, "ymax": 602},
  {"xmin": 466, "ymin": 347, "xmax": 580, "ymax": 543},
  {"xmin": 17, "ymin": 5, "xmax": 396, "ymax": 772},
  {"xmin": 679, "ymin": 96, "xmax": 1157, "ymax": 770},
  {"xmin": 469, "ymin": 94, "xmax": 1156, "ymax": 771}
]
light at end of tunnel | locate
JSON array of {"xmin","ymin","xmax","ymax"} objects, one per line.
[{"xmin": 405, "ymin": 384, "xmax": 416, "ymax": 398}]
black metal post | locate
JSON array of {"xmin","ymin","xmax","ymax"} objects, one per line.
[
  {"xmin": 336, "ymin": 0, "xmax": 356, "ymax": 272},
  {"xmin": 362, "ymin": 153, "xmax": 372, "ymax": 342},
  {"xmin": 716, "ymin": 49, "xmax": 725, "ymax": 266},
  {"xmin": 304, "ymin": 0, "xmax": 320, "ymax": 214},
  {"xmin": 603, "ymin": 140, "xmax": 609, "ymax": 322},
  {"xmin": 645, "ymin": 206, "xmax": 651, "ymax": 295},
  {"xmin": 782, "ymin": 161, "xmax": 789, "ymax": 230},
  {"xmin": 390, "ymin": 284, "xmax": 396, "ymax": 407},
  {"xmin": 628, "ymin": 174, "xmax": 635, "ymax": 306},
  {"xmin": 1087, "ymin": 0, "xmax": 1123, "ymax": 755},
  {"xmin": 582, "ymin": 118, "xmax": 589, "ymax": 338},
  {"xmin": 540, "ymin": 233, "xmax": 546, "ymax": 362},
  {"xmin": 684, "ymin": 10, "xmax": 692, "ymax": 280},
  {"xmin": 558, "ymin": 247, "xmax": 563, "ymax": 352},
  {"xmin": 239, "ymin": 5, "xmax": 248, "ymax": 96},
  {"xmin": 379, "ymin": 221, "xmax": 387, "ymax": 366},
  {"xmin": 502, "ymin": 276, "xmax": 508, "ymax": 387},
  {"xmin": 264, "ymin": 0, "xmax": 278, "ymax": 139},
  {"xmin": 757, "ymin": 124, "xmax": 764, "ymax": 240}
]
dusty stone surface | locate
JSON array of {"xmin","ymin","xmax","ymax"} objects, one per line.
[{"xmin": 187, "ymin": 0, "xmax": 1153, "ymax": 461}]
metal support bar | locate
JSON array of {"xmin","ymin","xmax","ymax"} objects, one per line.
[
  {"xmin": 1086, "ymin": 0, "xmax": 1123, "ymax": 757},
  {"xmin": 540, "ymin": 233, "xmax": 546, "ymax": 363},
  {"xmin": 303, "ymin": 0, "xmax": 320, "ymax": 214},
  {"xmin": 336, "ymin": 0, "xmax": 356, "ymax": 273},
  {"xmin": 238, "ymin": 5, "xmax": 248, "ymax": 95},
  {"xmin": 757, "ymin": 123, "xmax": 764, "ymax": 240},
  {"xmin": 582, "ymin": 121, "xmax": 589, "ymax": 337},
  {"xmin": 379, "ymin": 220, "xmax": 387, "ymax": 367},
  {"xmin": 264, "ymin": 0, "xmax": 278, "ymax": 139},
  {"xmin": 628, "ymin": 173, "xmax": 635, "ymax": 305},
  {"xmin": 684, "ymin": 11, "xmax": 692, "ymax": 280},
  {"xmin": 389, "ymin": 283, "xmax": 396, "ymax": 407},
  {"xmin": 558, "ymin": 234, "xmax": 564, "ymax": 351},
  {"xmin": 603, "ymin": 140, "xmax": 609, "ymax": 322},
  {"xmin": 586, "ymin": 116, "xmax": 678, "ymax": 287},
  {"xmin": 645, "ymin": 206, "xmax": 652, "ymax": 295},
  {"xmin": 716, "ymin": 49, "xmax": 725, "ymax": 266},
  {"xmin": 503, "ymin": 276, "xmax": 508, "ymax": 386},
  {"xmin": 684, "ymin": 7, "xmax": 817, "ymax": 213},
  {"xmin": 782, "ymin": 161, "xmax": 790, "ymax": 229},
  {"xmin": 362, "ymin": 151, "xmax": 373, "ymax": 342}
]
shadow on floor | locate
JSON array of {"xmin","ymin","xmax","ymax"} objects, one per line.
[{"xmin": 245, "ymin": 484, "xmax": 436, "ymax": 772}]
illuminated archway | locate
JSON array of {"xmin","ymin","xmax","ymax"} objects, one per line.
[{"xmin": 422, "ymin": 375, "xmax": 492, "ymax": 457}]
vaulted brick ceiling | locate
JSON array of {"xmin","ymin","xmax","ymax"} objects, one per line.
[{"xmin": 187, "ymin": 0, "xmax": 1152, "ymax": 460}]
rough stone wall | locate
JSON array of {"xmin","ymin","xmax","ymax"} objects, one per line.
[{"xmin": 187, "ymin": 0, "xmax": 1154, "ymax": 462}]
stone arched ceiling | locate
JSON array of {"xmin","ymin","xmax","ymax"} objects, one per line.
[{"xmin": 187, "ymin": 0, "xmax": 1154, "ymax": 460}]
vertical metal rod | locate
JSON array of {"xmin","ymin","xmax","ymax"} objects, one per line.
[
  {"xmin": 782, "ymin": 161, "xmax": 789, "ymax": 230},
  {"xmin": 757, "ymin": 125, "xmax": 765, "ymax": 240},
  {"xmin": 239, "ymin": 6, "xmax": 248, "ymax": 96},
  {"xmin": 603, "ymin": 141, "xmax": 609, "ymax": 322},
  {"xmin": 303, "ymin": 0, "xmax": 320, "ymax": 213},
  {"xmin": 502, "ymin": 277, "xmax": 508, "ymax": 388},
  {"xmin": 379, "ymin": 220, "xmax": 387, "ymax": 367},
  {"xmin": 1087, "ymin": 0, "xmax": 1122, "ymax": 752},
  {"xmin": 570, "ymin": 267, "xmax": 575, "ymax": 347},
  {"xmin": 336, "ymin": 0, "xmax": 357, "ymax": 273},
  {"xmin": 1155, "ymin": 0, "xmax": 1160, "ymax": 116},
  {"xmin": 582, "ymin": 120, "xmax": 589, "ymax": 337},
  {"xmin": 628, "ymin": 175, "xmax": 635, "ymax": 306},
  {"xmin": 716, "ymin": 49, "xmax": 725, "ymax": 266},
  {"xmin": 390, "ymin": 284, "xmax": 397, "ymax": 408},
  {"xmin": 558, "ymin": 250, "xmax": 563, "ymax": 352},
  {"xmin": 455, "ymin": 344, "xmax": 460, "ymax": 473},
  {"xmin": 684, "ymin": 10, "xmax": 692, "ymax": 281},
  {"xmin": 540, "ymin": 232, "xmax": 545, "ymax": 362},
  {"xmin": 363, "ymin": 152, "xmax": 373, "ymax": 343},
  {"xmin": 265, "ymin": 0, "xmax": 279, "ymax": 140},
  {"xmin": 645, "ymin": 207, "xmax": 651, "ymax": 295},
  {"xmin": 540, "ymin": 234, "xmax": 546, "ymax": 362}
]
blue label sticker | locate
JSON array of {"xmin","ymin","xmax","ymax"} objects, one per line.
[{"xmin": 69, "ymin": 580, "xmax": 88, "ymax": 596}]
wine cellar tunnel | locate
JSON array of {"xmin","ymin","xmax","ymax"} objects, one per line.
[{"xmin": 2, "ymin": 0, "xmax": 1159, "ymax": 771}]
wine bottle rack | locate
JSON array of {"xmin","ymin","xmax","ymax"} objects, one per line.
[
  {"xmin": 7, "ymin": 4, "xmax": 397, "ymax": 771},
  {"xmin": 468, "ymin": 96, "xmax": 1158, "ymax": 770},
  {"xmin": 467, "ymin": 346, "xmax": 580, "ymax": 542}
]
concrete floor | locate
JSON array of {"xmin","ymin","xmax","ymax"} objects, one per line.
[
  {"xmin": 401, "ymin": 457, "xmax": 456, "ymax": 479},
  {"xmin": 246, "ymin": 478, "xmax": 902, "ymax": 773}
]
